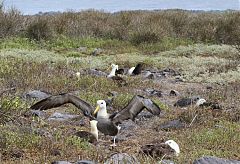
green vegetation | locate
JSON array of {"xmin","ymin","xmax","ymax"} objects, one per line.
[{"xmin": 0, "ymin": 5, "xmax": 240, "ymax": 164}]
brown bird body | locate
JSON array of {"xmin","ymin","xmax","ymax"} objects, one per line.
[{"xmin": 74, "ymin": 131, "xmax": 97, "ymax": 143}]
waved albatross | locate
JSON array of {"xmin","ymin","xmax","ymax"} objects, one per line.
[
  {"xmin": 128, "ymin": 63, "xmax": 143, "ymax": 76},
  {"xmin": 30, "ymin": 94, "xmax": 161, "ymax": 146},
  {"xmin": 107, "ymin": 64, "xmax": 127, "ymax": 86},
  {"xmin": 141, "ymin": 140, "xmax": 180, "ymax": 158},
  {"xmin": 93, "ymin": 95, "xmax": 161, "ymax": 146}
]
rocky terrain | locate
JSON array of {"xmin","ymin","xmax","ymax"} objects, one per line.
[{"xmin": 0, "ymin": 42, "xmax": 240, "ymax": 164}]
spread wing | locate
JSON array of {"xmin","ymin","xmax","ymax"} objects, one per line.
[
  {"xmin": 112, "ymin": 95, "xmax": 161, "ymax": 124},
  {"xmin": 30, "ymin": 93, "xmax": 94, "ymax": 117}
]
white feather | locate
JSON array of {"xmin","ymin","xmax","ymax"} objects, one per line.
[
  {"xmin": 165, "ymin": 140, "xmax": 180, "ymax": 156},
  {"xmin": 128, "ymin": 67, "xmax": 135, "ymax": 75}
]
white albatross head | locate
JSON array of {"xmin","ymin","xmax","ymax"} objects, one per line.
[
  {"xmin": 165, "ymin": 140, "xmax": 180, "ymax": 156},
  {"xmin": 90, "ymin": 120, "xmax": 98, "ymax": 141},
  {"xmin": 196, "ymin": 98, "xmax": 207, "ymax": 106},
  {"xmin": 93, "ymin": 100, "xmax": 108, "ymax": 117},
  {"xmin": 108, "ymin": 64, "xmax": 118, "ymax": 78}
]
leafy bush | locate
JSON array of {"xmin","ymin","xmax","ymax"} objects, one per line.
[{"xmin": 26, "ymin": 18, "xmax": 53, "ymax": 41}]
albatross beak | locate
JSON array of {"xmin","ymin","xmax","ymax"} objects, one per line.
[{"xmin": 94, "ymin": 105, "xmax": 100, "ymax": 115}]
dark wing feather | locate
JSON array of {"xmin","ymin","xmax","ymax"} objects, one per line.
[
  {"xmin": 132, "ymin": 63, "xmax": 143, "ymax": 75},
  {"xmin": 112, "ymin": 95, "xmax": 161, "ymax": 124},
  {"xmin": 116, "ymin": 68, "xmax": 125, "ymax": 75},
  {"xmin": 142, "ymin": 97, "xmax": 161, "ymax": 115},
  {"xmin": 30, "ymin": 93, "xmax": 94, "ymax": 117}
]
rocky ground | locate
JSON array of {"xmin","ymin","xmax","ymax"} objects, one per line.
[{"xmin": 0, "ymin": 45, "xmax": 240, "ymax": 163}]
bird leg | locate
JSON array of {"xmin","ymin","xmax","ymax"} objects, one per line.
[
  {"xmin": 110, "ymin": 136, "xmax": 117, "ymax": 147},
  {"xmin": 110, "ymin": 126, "xmax": 121, "ymax": 147}
]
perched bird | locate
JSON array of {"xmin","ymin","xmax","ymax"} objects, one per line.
[
  {"xmin": 128, "ymin": 63, "xmax": 143, "ymax": 76},
  {"xmin": 165, "ymin": 140, "xmax": 180, "ymax": 156},
  {"xmin": 93, "ymin": 95, "xmax": 161, "ymax": 146},
  {"xmin": 141, "ymin": 140, "xmax": 180, "ymax": 158},
  {"xmin": 74, "ymin": 120, "xmax": 98, "ymax": 143},
  {"xmin": 76, "ymin": 72, "xmax": 81, "ymax": 80},
  {"xmin": 195, "ymin": 98, "xmax": 207, "ymax": 106},
  {"xmin": 107, "ymin": 64, "xmax": 127, "ymax": 86},
  {"xmin": 107, "ymin": 64, "xmax": 119, "ymax": 78}
]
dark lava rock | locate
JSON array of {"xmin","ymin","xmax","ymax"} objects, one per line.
[
  {"xmin": 75, "ymin": 160, "xmax": 97, "ymax": 164},
  {"xmin": 91, "ymin": 48, "xmax": 103, "ymax": 56},
  {"xmin": 52, "ymin": 161, "xmax": 72, "ymax": 164},
  {"xmin": 143, "ymin": 71, "xmax": 154, "ymax": 79},
  {"xmin": 199, "ymin": 102, "xmax": 222, "ymax": 110},
  {"xmin": 77, "ymin": 47, "xmax": 88, "ymax": 54},
  {"xmin": 120, "ymin": 120, "xmax": 137, "ymax": 130},
  {"xmin": 24, "ymin": 110, "xmax": 46, "ymax": 118},
  {"xmin": 85, "ymin": 69, "xmax": 107, "ymax": 77},
  {"xmin": 9, "ymin": 148, "xmax": 24, "ymax": 159},
  {"xmin": 169, "ymin": 90, "xmax": 180, "ymax": 96},
  {"xmin": 50, "ymin": 148, "xmax": 61, "ymax": 156},
  {"xmin": 160, "ymin": 68, "xmax": 181, "ymax": 76},
  {"xmin": 193, "ymin": 156, "xmax": 240, "ymax": 164},
  {"xmin": 136, "ymin": 111, "xmax": 156, "ymax": 122},
  {"xmin": 144, "ymin": 88, "xmax": 162, "ymax": 97},
  {"xmin": 161, "ymin": 160, "xmax": 175, "ymax": 164},
  {"xmin": 175, "ymin": 76, "xmax": 184, "ymax": 82},
  {"xmin": 158, "ymin": 119, "xmax": 186, "ymax": 131},
  {"xmin": 22, "ymin": 90, "xmax": 51, "ymax": 101},
  {"xmin": 48, "ymin": 112, "xmax": 80, "ymax": 121},
  {"xmin": 104, "ymin": 153, "xmax": 139, "ymax": 164},
  {"xmin": 174, "ymin": 96, "xmax": 200, "ymax": 107}
]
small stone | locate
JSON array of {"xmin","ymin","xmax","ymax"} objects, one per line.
[{"xmin": 158, "ymin": 119, "xmax": 186, "ymax": 131}]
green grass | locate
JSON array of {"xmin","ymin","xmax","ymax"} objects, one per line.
[{"xmin": 0, "ymin": 36, "xmax": 240, "ymax": 163}]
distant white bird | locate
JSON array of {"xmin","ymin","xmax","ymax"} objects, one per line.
[
  {"xmin": 76, "ymin": 72, "xmax": 81, "ymax": 80},
  {"xmin": 107, "ymin": 64, "xmax": 119, "ymax": 78},
  {"xmin": 165, "ymin": 140, "xmax": 180, "ymax": 156},
  {"xmin": 196, "ymin": 98, "xmax": 207, "ymax": 106}
]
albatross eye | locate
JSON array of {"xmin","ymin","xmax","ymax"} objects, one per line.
[{"xmin": 101, "ymin": 102, "xmax": 103, "ymax": 104}]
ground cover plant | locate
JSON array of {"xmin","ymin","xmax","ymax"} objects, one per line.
[{"xmin": 0, "ymin": 5, "xmax": 240, "ymax": 164}]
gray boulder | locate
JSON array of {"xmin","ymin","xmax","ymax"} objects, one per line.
[
  {"xmin": 48, "ymin": 112, "xmax": 80, "ymax": 121},
  {"xmin": 193, "ymin": 156, "xmax": 240, "ymax": 164},
  {"xmin": 51, "ymin": 161, "xmax": 72, "ymax": 164},
  {"xmin": 158, "ymin": 119, "xmax": 186, "ymax": 131},
  {"xmin": 22, "ymin": 90, "xmax": 51, "ymax": 101},
  {"xmin": 75, "ymin": 160, "xmax": 97, "ymax": 164},
  {"xmin": 104, "ymin": 153, "xmax": 139, "ymax": 164}
]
